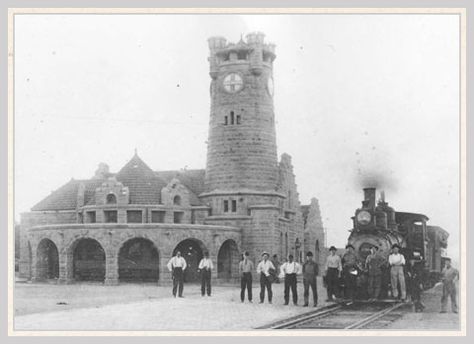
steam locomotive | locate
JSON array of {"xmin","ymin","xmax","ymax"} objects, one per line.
[{"xmin": 347, "ymin": 188, "xmax": 449, "ymax": 297}]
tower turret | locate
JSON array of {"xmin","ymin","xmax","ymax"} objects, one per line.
[{"xmin": 203, "ymin": 33, "xmax": 279, "ymax": 194}]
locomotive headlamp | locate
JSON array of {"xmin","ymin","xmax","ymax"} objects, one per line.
[{"xmin": 357, "ymin": 210, "xmax": 372, "ymax": 225}]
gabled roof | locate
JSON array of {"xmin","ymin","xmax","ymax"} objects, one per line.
[
  {"xmin": 31, "ymin": 178, "xmax": 105, "ymax": 211},
  {"xmin": 115, "ymin": 154, "xmax": 167, "ymax": 205},
  {"xmin": 30, "ymin": 154, "xmax": 206, "ymax": 211}
]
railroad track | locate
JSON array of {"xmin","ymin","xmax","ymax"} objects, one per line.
[{"xmin": 259, "ymin": 301, "xmax": 408, "ymax": 330}]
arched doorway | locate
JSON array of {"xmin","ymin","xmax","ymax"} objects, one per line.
[
  {"xmin": 73, "ymin": 238, "xmax": 106, "ymax": 282},
  {"xmin": 36, "ymin": 239, "xmax": 59, "ymax": 280},
  {"xmin": 118, "ymin": 238, "xmax": 159, "ymax": 282},
  {"xmin": 173, "ymin": 239, "xmax": 206, "ymax": 283},
  {"xmin": 217, "ymin": 239, "xmax": 239, "ymax": 281}
]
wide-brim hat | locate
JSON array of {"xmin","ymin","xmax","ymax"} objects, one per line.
[
  {"xmin": 345, "ymin": 244, "xmax": 355, "ymax": 249},
  {"xmin": 392, "ymin": 244, "xmax": 401, "ymax": 249},
  {"xmin": 329, "ymin": 246, "xmax": 337, "ymax": 251},
  {"xmin": 261, "ymin": 251, "xmax": 269, "ymax": 257},
  {"xmin": 306, "ymin": 251, "xmax": 314, "ymax": 257}
]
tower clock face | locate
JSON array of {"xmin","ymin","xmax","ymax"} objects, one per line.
[
  {"xmin": 223, "ymin": 73, "xmax": 243, "ymax": 93},
  {"xmin": 267, "ymin": 76, "xmax": 274, "ymax": 97}
]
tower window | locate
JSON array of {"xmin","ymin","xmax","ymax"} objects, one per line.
[
  {"xmin": 230, "ymin": 111, "xmax": 235, "ymax": 125},
  {"xmin": 236, "ymin": 115, "xmax": 241, "ymax": 124},
  {"xmin": 224, "ymin": 116, "xmax": 228, "ymax": 125},
  {"xmin": 223, "ymin": 200, "xmax": 229, "ymax": 212},
  {"xmin": 173, "ymin": 195, "xmax": 181, "ymax": 206},
  {"xmin": 231, "ymin": 200, "xmax": 237, "ymax": 212}
]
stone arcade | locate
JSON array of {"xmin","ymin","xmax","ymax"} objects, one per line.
[{"xmin": 19, "ymin": 33, "xmax": 326, "ymax": 285}]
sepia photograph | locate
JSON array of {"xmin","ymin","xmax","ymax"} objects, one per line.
[{"xmin": 8, "ymin": 8, "xmax": 466, "ymax": 335}]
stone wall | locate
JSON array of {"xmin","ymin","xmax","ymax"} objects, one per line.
[{"xmin": 22, "ymin": 223, "xmax": 241, "ymax": 285}]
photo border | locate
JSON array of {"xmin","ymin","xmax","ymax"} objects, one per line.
[{"xmin": 5, "ymin": 4, "xmax": 468, "ymax": 338}]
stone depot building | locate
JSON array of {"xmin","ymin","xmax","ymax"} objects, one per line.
[{"xmin": 19, "ymin": 33, "xmax": 326, "ymax": 285}]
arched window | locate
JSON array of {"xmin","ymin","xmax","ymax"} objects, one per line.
[
  {"xmin": 106, "ymin": 193, "xmax": 117, "ymax": 204},
  {"xmin": 230, "ymin": 111, "xmax": 235, "ymax": 125},
  {"xmin": 173, "ymin": 195, "xmax": 181, "ymax": 206}
]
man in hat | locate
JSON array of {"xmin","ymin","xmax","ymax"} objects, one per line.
[
  {"xmin": 239, "ymin": 251, "xmax": 254, "ymax": 303},
  {"xmin": 302, "ymin": 251, "xmax": 319, "ymax": 307},
  {"xmin": 324, "ymin": 246, "xmax": 342, "ymax": 301},
  {"xmin": 256, "ymin": 251, "xmax": 276, "ymax": 304},
  {"xmin": 167, "ymin": 251, "xmax": 187, "ymax": 297},
  {"xmin": 280, "ymin": 254, "xmax": 302, "ymax": 305},
  {"xmin": 198, "ymin": 251, "xmax": 214, "ymax": 297},
  {"xmin": 440, "ymin": 258, "xmax": 458, "ymax": 313},
  {"xmin": 365, "ymin": 245, "xmax": 384, "ymax": 300},
  {"xmin": 407, "ymin": 255, "xmax": 425, "ymax": 312},
  {"xmin": 388, "ymin": 244, "xmax": 406, "ymax": 301},
  {"xmin": 342, "ymin": 244, "xmax": 359, "ymax": 300}
]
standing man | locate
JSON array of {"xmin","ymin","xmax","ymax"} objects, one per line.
[
  {"xmin": 167, "ymin": 251, "xmax": 187, "ymax": 298},
  {"xmin": 198, "ymin": 251, "xmax": 213, "ymax": 297},
  {"xmin": 365, "ymin": 245, "xmax": 384, "ymax": 301},
  {"xmin": 342, "ymin": 244, "xmax": 358, "ymax": 300},
  {"xmin": 256, "ymin": 252, "xmax": 276, "ymax": 304},
  {"xmin": 407, "ymin": 256, "xmax": 425, "ymax": 312},
  {"xmin": 239, "ymin": 251, "xmax": 254, "ymax": 303},
  {"xmin": 388, "ymin": 244, "xmax": 406, "ymax": 301},
  {"xmin": 302, "ymin": 251, "xmax": 319, "ymax": 307},
  {"xmin": 440, "ymin": 258, "xmax": 459, "ymax": 313},
  {"xmin": 324, "ymin": 246, "xmax": 342, "ymax": 301},
  {"xmin": 280, "ymin": 254, "xmax": 302, "ymax": 305}
]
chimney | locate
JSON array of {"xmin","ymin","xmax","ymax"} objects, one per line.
[{"xmin": 363, "ymin": 187, "xmax": 376, "ymax": 209}]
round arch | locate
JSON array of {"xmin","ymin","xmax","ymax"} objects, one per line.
[
  {"xmin": 72, "ymin": 238, "xmax": 106, "ymax": 282},
  {"xmin": 217, "ymin": 239, "xmax": 240, "ymax": 281},
  {"xmin": 118, "ymin": 238, "xmax": 159, "ymax": 283},
  {"xmin": 173, "ymin": 238, "xmax": 207, "ymax": 283},
  {"xmin": 36, "ymin": 238, "xmax": 59, "ymax": 280}
]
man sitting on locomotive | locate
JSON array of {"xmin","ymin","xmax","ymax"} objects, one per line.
[
  {"xmin": 342, "ymin": 244, "xmax": 359, "ymax": 301},
  {"xmin": 388, "ymin": 244, "xmax": 407, "ymax": 301},
  {"xmin": 365, "ymin": 245, "xmax": 385, "ymax": 301}
]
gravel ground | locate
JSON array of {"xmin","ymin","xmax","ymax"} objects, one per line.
[
  {"xmin": 14, "ymin": 278, "xmax": 460, "ymax": 332},
  {"xmin": 14, "ymin": 279, "xmax": 327, "ymax": 331}
]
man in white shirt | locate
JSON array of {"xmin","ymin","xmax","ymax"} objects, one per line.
[
  {"xmin": 198, "ymin": 251, "xmax": 214, "ymax": 297},
  {"xmin": 167, "ymin": 251, "xmax": 187, "ymax": 297},
  {"xmin": 324, "ymin": 246, "xmax": 342, "ymax": 301},
  {"xmin": 388, "ymin": 244, "xmax": 406, "ymax": 301},
  {"xmin": 256, "ymin": 252, "xmax": 276, "ymax": 304},
  {"xmin": 280, "ymin": 254, "xmax": 302, "ymax": 305}
]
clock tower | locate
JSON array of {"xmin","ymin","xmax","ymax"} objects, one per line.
[{"xmin": 204, "ymin": 32, "xmax": 278, "ymax": 193}]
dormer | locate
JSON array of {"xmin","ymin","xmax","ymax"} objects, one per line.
[
  {"xmin": 161, "ymin": 178, "xmax": 190, "ymax": 207},
  {"xmin": 95, "ymin": 177, "xmax": 130, "ymax": 206}
]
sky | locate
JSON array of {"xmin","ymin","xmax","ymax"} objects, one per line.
[{"xmin": 14, "ymin": 14, "xmax": 460, "ymax": 262}]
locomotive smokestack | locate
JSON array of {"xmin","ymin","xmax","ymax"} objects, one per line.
[{"xmin": 363, "ymin": 187, "xmax": 376, "ymax": 209}]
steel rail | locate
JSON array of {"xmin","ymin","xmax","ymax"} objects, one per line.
[
  {"xmin": 344, "ymin": 302, "xmax": 405, "ymax": 329},
  {"xmin": 267, "ymin": 304, "xmax": 344, "ymax": 329}
]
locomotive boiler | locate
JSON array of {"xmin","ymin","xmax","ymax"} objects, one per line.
[{"xmin": 347, "ymin": 188, "xmax": 449, "ymax": 295}]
